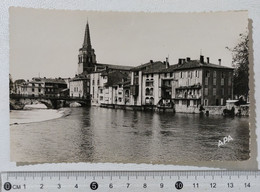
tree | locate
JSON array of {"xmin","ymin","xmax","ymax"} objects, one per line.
[{"xmin": 227, "ymin": 33, "xmax": 249, "ymax": 101}]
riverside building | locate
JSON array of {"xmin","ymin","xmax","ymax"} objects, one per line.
[
  {"xmin": 71, "ymin": 22, "xmax": 234, "ymax": 113},
  {"xmin": 15, "ymin": 77, "xmax": 67, "ymax": 97}
]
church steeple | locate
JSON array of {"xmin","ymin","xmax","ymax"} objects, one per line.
[
  {"xmin": 78, "ymin": 21, "xmax": 97, "ymax": 74},
  {"xmin": 83, "ymin": 21, "xmax": 92, "ymax": 50}
]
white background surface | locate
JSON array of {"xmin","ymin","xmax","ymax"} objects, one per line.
[{"xmin": 0, "ymin": 0, "xmax": 259, "ymax": 171}]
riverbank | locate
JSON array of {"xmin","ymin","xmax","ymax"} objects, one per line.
[
  {"xmin": 10, "ymin": 107, "xmax": 71, "ymax": 125},
  {"xmin": 99, "ymin": 103, "xmax": 249, "ymax": 116}
]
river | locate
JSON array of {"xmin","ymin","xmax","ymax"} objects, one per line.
[{"xmin": 10, "ymin": 107, "xmax": 250, "ymax": 163}]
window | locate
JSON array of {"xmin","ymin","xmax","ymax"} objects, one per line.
[
  {"xmin": 151, "ymin": 74, "xmax": 153, "ymax": 78},
  {"xmin": 97, "ymin": 79, "xmax": 100, "ymax": 85},
  {"xmin": 150, "ymin": 88, "xmax": 153, "ymax": 95},
  {"xmin": 204, "ymin": 99, "xmax": 208, "ymax": 106},
  {"xmin": 228, "ymin": 72, "xmax": 232, "ymax": 86},
  {"xmin": 39, "ymin": 88, "xmax": 41, "ymax": 92},
  {"xmin": 100, "ymin": 89, "xmax": 103, "ymax": 94},
  {"xmin": 164, "ymin": 73, "xmax": 167, "ymax": 77},
  {"xmin": 213, "ymin": 78, "xmax": 216, "ymax": 86},
  {"xmin": 170, "ymin": 72, "xmax": 173, "ymax": 77},
  {"xmin": 221, "ymin": 78, "xmax": 224, "ymax": 86},
  {"xmin": 205, "ymin": 78, "xmax": 208, "ymax": 85},
  {"xmin": 213, "ymin": 88, "xmax": 216, "ymax": 96},
  {"xmin": 190, "ymin": 71, "xmax": 192, "ymax": 78},
  {"xmin": 146, "ymin": 74, "xmax": 149, "ymax": 78},
  {"xmin": 180, "ymin": 72, "xmax": 183, "ymax": 78},
  {"xmin": 87, "ymin": 81, "xmax": 90, "ymax": 86},
  {"xmin": 222, "ymin": 88, "xmax": 224, "ymax": 95},
  {"xmin": 213, "ymin": 71, "xmax": 217, "ymax": 78},
  {"xmin": 145, "ymin": 88, "xmax": 149, "ymax": 95},
  {"xmin": 206, "ymin": 70, "xmax": 210, "ymax": 77},
  {"xmin": 205, "ymin": 88, "xmax": 208, "ymax": 95},
  {"xmin": 32, "ymin": 88, "xmax": 34, "ymax": 92},
  {"xmin": 100, "ymin": 96, "xmax": 103, "ymax": 101},
  {"xmin": 221, "ymin": 72, "xmax": 225, "ymax": 78},
  {"xmin": 92, "ymin": 79, "xmax": 95, "ymax": 85},
  {"xmin": 196, "ymin": 70, "xmax": 199, "ymax": 78}
]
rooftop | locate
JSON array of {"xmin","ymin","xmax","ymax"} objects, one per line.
[
  {"xmin": 131, "ymin": 60, "xmax": 166, "ymax": 72},
  {"xmin": 174, "ymin": 59, "xmax": 234, "ymax": 71},
  {"xmin": 105, "ymin": 71, "xmax": 128, "ymax": 87},
  {"xmin": 96, "ymin": 63, "xmax": 133, "ymax": 71},
  {"xmin": 31, "ymin": 77, "xmax": 67, "ymax": 84},
  {"xmin": 70, "ymin": 72, "xmax": 90, "ymax": 81}
]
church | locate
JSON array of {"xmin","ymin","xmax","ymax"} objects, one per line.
[{"xmin": 69, "ymin": 22, "xmax": 132, "ymax": 99}]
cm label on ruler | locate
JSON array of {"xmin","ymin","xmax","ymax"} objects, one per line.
[{"xmin": 1, "ymin": 171, "xmax": 260, "ymax": 192}]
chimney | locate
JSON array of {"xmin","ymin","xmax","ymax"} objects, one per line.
[
  {"xmin": 150, "ymin": 60, "xmax": 153, "ymax": 63},
  {"xmin": 186, "ymin": 57, "xmax": 191, "ymax": 62},
  {"xmin": 166, "ymin": 57, "xmax": 169, "ymax": 68},
  {"xmin": 200, "ymin": 55, "xmax": 204, "ymax": 64},
  {"xmin": 178, "ymin": 58, "xmax": 182, "ymax": 64},
  {"xmin": 218, "ymin": 59, "xmax": 221, "ymax": 66},
  {"xmin": 207, "ymin": 57, "xmax": 210, "ymax": 63}
]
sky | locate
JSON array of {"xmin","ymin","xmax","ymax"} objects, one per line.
[{"xmin": 9, "ymin": 8, "xmax": 248, "ymax": 80}]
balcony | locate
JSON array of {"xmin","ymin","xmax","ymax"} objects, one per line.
[
  {"xmin": 174, "ymin": 95, "xmax": 201, "ymax": 100},
  {"xmin": 176, "ymin": 84, "xmax": 201, "ymax": 90}
]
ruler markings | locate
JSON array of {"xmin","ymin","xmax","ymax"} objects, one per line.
[{"xmin": 1, "ymin": 171, "xmax": 260, "ymax": 192}]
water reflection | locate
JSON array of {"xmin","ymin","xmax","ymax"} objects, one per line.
[{"xmin": 10, "ymin": 107, "xmax": 250, "ymax": 163}]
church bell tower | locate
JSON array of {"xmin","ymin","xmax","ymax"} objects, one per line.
[{"xmin": 78, "ymin": 22, "xmax": 97, "ymax": 74}]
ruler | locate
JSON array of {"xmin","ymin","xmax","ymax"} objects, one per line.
[{"xmin": 1, "ymin": 171, "xmax": 260, "ymax": 192}]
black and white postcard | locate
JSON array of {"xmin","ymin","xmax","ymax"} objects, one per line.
[{"xmin": 9, "ymin": 8, "xmax": 255, "ymax": 167}]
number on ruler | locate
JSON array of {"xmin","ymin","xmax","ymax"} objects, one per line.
[
  {"xmin": 109, "ymin": 183, "xmax": 113, "ymax": 188},
  {"xmin": 227, "ymin": 183, "xmax": 234, "ymax": 188},
  {"xmin": 210, "ymin": 183, "xmax": 216, "ymax": 188},
  {"xmin": 245, "ymin": 183, "xmax": 251, "ymax": 188},
  {"xmin": 175, "ymin": 181, "xmax": 183, "ymax": 190},
  {"xmin": 90, "ymin": 182, "xmax": 98, "ymax": 190},
  {"xmin": 193, "ymin": 183, "xmax": 199, "ymax": 188},
  {"xmin": 40, "ymin": 184, "xmax": 44, "ymax": 189},
  {"xmin": 160, "ymin": 183, "xmax": 164, "ymax": 188}
]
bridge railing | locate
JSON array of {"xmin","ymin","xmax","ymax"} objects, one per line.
[{"xmin": 10, "ymin": 94, "xmax": 90, "ymax": 101}]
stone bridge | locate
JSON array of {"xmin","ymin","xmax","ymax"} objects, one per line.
[{"xmin": 10, "ymin": 94, "xmax": 90, "ymax": 110}]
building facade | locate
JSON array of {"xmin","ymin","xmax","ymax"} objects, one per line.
[
  {"xmin": 172, "ymin": 56, "xmax": 233, "ymax": 112},
  {"xmin": 15, "ymin": 77, "xmax": 67, "ymax": 97},
  {"xmin": 69, "ymin": 73, "xmax": 90, "ymax": 98},
  {"xmin": 72, "ymin": 22, "xmax": 235, "ymax": 112}
]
